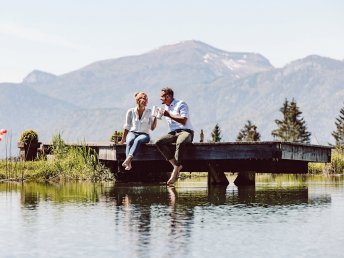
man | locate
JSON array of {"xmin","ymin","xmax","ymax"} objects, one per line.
[{"xmin": 155, "ymin": 87, "xmax": 194, "ymax": 185}]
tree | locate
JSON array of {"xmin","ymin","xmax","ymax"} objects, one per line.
[
  {"xmin": 110, "ymin": 130, "xmax": 123, "ymax": 143},
  {"xmin": 236, "ymin": 120, "xmax": 261, "ymax": 142},
  {"xmin": 211, "ymin": 123, "xmax": 222, "ymax": 142},
  {"xmin": 332, "ymin": 104, "xmax": 344, "ymax": 146},
  {"xmin": 199, "ymin": 129, "xmax": 204, "ymax": 143},
  {"xmin": 272, "ymin": 99, "xmax": 311, "ymax": 143}
]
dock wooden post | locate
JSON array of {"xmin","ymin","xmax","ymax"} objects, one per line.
[
  {"xmin": 207, "ymin": 161, "xmax": 229, "ymax": 186},
  {"xmin": 234, "ymin": 172, "xmax": 256, "ymax": 186}
]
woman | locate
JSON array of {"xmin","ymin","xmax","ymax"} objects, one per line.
[{"xmin": 119, "ymin": 92, "xmax": 157, "ymax": 170}]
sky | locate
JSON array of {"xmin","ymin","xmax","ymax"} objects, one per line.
[{"xmin": 0, "ymin": 0, "xmax": 343, "ymax": 83}]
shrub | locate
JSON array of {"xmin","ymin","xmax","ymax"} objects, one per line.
[
  {"xmin": 309, "ymin": 148, "xmax": 344, "ymax": 175},
  {"xmin": 308, "ymin": 162, "xmax": 325, "ymax": 174},
  {"xmin": 20, "ymin": 130, "xmax": 39, "ymax": 144},
  {"xmin": 52, "ymin": 133, "xmax": 67, "ymax": 156},
  {"xmin": 327, "ymin": 148, "xmax": 344, "ymax": 174}
]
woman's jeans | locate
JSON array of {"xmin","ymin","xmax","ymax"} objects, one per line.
[{"xmin": 126, "ymin": 131, "xmax": 150, "ymax": 158}]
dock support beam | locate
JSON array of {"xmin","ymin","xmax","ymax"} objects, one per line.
[
  {"xmin": 207, "ymin": 162, "xmax": 229, "ymax": 186},
  {"xmin": 234, "ymin": 172, "xmax": 256, "ymax": 186}
]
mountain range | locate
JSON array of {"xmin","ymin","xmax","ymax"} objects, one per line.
[{"xmin": 1, "ymin": 40, "xmax": 343, "ymax": 158}]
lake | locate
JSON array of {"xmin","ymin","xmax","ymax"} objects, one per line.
[{"xmin": 1, "ymin": 174, "xmax": 343, "ymax": 258}]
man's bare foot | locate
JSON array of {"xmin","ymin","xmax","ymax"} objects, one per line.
[{"xmin": 167, "ymin": 165, "xmax": 182, "ymax": 185}]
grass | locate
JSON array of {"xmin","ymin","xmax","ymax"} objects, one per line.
[
  {"xmin": 308, "ymin": 147, "xmax": 344, "ymax": 175},
  {"xmin": 0, "ymin": 134, "xmax": 113, "ymax": 182}
]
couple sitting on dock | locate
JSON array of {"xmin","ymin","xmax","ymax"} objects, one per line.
[{"xmin": 118, "ymin": 87, "xmax": 194, "ymax": 185}]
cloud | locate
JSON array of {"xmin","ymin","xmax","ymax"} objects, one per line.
[{"xmin": 0, "ymin": 21, "xmax": 85, "ymax": 50}]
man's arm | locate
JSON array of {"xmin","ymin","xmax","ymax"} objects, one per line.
[
  {"xmin": 163, "ymin": 101, "xmax": 189, "ymax": 125},
  {"xmin": 163, "ymin": 110, "xmax": 187, "ymax": 125}
]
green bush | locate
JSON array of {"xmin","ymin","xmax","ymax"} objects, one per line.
[
  {"xmin": 20, "ymin": 130, "xmax": 39, "ymax": 143},
  {"xmin": 110, "ymin": 130, "xmax": 123, "ymax": 142},
  {"xmin": 309, "ymin": 148, "xmax": 344, "ymax": 175},
  {"xmin": 308, "ymin": 162, "xmax": 325, "ymax": 174},
  {"xmin": 52, "ymin": 133, "xmax": 67, "ymax": 156},
  {"xmin": 327, "ymin": 148, "xmax": 344, "ymax": 174}
]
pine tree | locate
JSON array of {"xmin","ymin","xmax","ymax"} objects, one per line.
[
  {"xmin": 236, "ymin": 120, "xmax": 261, "ymax": 142},
  {"xmin": 332, "ymin": 104, "xmax": 344, "ymax": 146},
  {"xmin": 211, "ymin": 123, "xmax": 222, "ymax": 142},
  {"xmin": 272, "ymin": 99, "xmax": 311, "ymax": 143},
  {"xmin": 200, "ymin": 129, "xmax": 204, "ymax": 143}
]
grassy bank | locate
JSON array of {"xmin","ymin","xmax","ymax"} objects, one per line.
[
  {"xmin": 308, "ymin": 147, "xmax": 344, "ymax": 174},
  {"xmin": 0, "ymin": 135, "xmax": 113, "ymax": 182},
  {"xmin": 0, "ymin": 156, "xmax": 113, "ymax": 182}
]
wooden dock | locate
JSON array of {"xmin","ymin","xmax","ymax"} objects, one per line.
[{"xmin": 73, "ymin": 141, "xmax": 331, "ymax": 186}]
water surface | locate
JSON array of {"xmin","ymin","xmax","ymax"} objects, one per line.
[{"xmin": 1, "ymin": 174, "xmax": 343, "ymax": 258}]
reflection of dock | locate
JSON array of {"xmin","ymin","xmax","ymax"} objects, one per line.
[
  {"xmin": 1, "ymin": 181, "xmax": 331, "ymax": 208},
  {"xmin": 42, "ymin": 141, "xmax": 332, "ymax": 186},
  {"xmin": 105, "ymin": 184, "xmax": 331, "ymax": 207}
]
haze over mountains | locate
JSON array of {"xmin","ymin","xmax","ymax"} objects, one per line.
[{"xmin": 1, "ymin": 40, "xmax": 344, "ymax": 157}]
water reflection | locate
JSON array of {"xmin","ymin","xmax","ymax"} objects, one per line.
[
  {"xmin": 0, "ymin": 175, "xmax": 341, "ymax": 258},
  {"xmin": 0, "ymin": 176, "xmax": 334, "ymax": 210},
  {"xmin": 0, "ymin": 182, "xmax": 104, "ymax": 209},
  {"xmin": 20, "ymin": 189, "xmax": 40, "ymax": 209},
  {"xmin": 103, "ymin": 182, "xmax": 333, "ymax": 257},
  {"xmin": 105, "ymin": 184, "xmax": 331, "ymax": 208}
]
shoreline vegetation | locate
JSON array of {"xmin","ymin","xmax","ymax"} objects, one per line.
[
  {"xmin": 0, "ymin": 134, "xmax": 114, "ymax": 182},
  {"xmin": 308, "ymin": 147, "xmax": 344, "ymax": 175},
  {"xmin": 1, "ymin": 136, "xmax": 344, "ymax": 182}
]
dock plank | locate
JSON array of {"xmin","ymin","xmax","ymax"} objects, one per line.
[{"xmin": 96, "ymin": 142, "xmax": 331, "ymax": 163}]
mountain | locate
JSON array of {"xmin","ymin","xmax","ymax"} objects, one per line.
[
  {"xmin": 206, "ymin": 55, "xmax": 344, "ymax": 144},
  {"xmin": 1, "ymin": 40, "xmax": 343, "ymax": 158},
  {"xmin": 24, "ymin": 40, "xmax": 273, "ymax": 109},
  {"xmin": 23, "ymin": 70, "xmax": 58, "ymax": 84}
]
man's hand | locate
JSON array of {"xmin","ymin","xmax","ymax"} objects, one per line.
[
  {"xmin": 163, "ymin": 110, "xmax": 170, "ymax": 117},
  {"xmin": 163, "ymin": 110, "xmax": 187, "ymax": 125}
]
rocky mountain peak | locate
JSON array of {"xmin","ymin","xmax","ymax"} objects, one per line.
[
  {"xmin": 151, "ymin": 40, "xmax": 273, "ymax": 67},
  {"xmin": 63, "ymin": 40, "xmax": 274, "ymax": 85},
  {"xmin": 23, "ymin": 70, "xmax": 57, "ymax": 84},
  {"xmin": 136, "ymin": 40, "xmax": 274, "ymax": 79},
  {"xmin": 284, "ymin": 55, "xmax": 344, "ymax": 72},
  {"xmin": 151, "ymin": 40, "xmax": 221, "ymax": 53}
]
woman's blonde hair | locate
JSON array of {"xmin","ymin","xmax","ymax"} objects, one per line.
[{"xmin": 134, "ymin": 91, "xmax": 147, "ymax": 100}]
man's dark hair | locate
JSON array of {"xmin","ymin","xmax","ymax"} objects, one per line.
[{"xmin": 161, "ymin": 87, "xmax": 174, "ymax": 98}]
